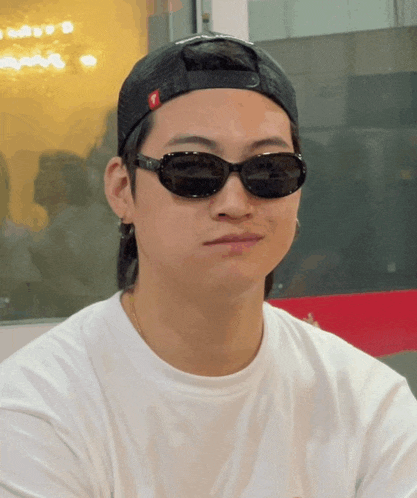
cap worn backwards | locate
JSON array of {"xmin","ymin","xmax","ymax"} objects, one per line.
[{"xmin": 117, "ymin": 32, "xmax": 298, "ymax": 156}]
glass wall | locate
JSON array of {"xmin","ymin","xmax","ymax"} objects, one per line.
[
  {"xmin": 245, "ymin": 0, "xmax": 417, "ymax": 297},
  {"xmin": 0, "ymin": 0, "xmax": 148, "ymax": 321},
  {"xmin": 248, "ymin": 0, "xmax": 417, "ymax": 41}
]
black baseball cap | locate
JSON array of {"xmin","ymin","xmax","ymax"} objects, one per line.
[{"xmin": 117, "ymin": 32, "xmax": 298, "ymax": 156}]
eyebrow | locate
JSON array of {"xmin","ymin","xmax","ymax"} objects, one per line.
[{"xmin": 164, "ymin": 134, "xmax": 291, "ymax": 153}]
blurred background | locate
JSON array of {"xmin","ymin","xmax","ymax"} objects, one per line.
[{"xmin": 0, "ymin": 1, "xmax": 416, "ymax": 379}]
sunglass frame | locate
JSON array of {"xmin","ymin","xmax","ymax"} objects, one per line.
[{"xmin": 134, "ymin": 151, "xmax": 307, "ymax": 199}]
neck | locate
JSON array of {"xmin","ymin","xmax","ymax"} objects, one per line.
[{"xmin": 121, "ymin": 273, "xmax": 265, "ymax": 377}]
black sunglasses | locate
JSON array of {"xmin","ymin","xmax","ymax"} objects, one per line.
[{"xmin": 134, "ymin": 151, "xmax": 307, "ymax": 199}]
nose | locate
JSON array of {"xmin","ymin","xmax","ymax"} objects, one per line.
[{"xmin": 209, "ymin": 172, "xmax": 255, "ymax": 219}]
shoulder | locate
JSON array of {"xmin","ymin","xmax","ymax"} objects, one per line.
[
  {"xmin": 0, "ymin": 291, "xmax": 131, "ymax": 469},
  {"xmin": 262, "ymin": 301, "xmax": 410, "ymax": 395},
  {"xmin": 0, "ymin": 294, "xmax": 125, "ymax": 497},
  {"xmin": 263, "ymin": 302, "xmax": 417, "ymax": 447},
  {"xmin": 0, "ymin": 292, "xmax": 125, "ymax": 405}
]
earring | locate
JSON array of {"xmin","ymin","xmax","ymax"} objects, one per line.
[
  {"xmin": 295, "ymin": 218, "xmax": 301, "ymax": 240},
  {"xmin": 118, "ymin": 219, "xmax": 135, "ymax": 239}
]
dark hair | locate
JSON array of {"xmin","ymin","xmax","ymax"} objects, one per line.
[
  {"xmin": 116, "ymin": 114, "xmax": 153, "ymax": 290},
  {"xmin": 117, "ymin": 40, "xmax": 302, "ymax": 299}
]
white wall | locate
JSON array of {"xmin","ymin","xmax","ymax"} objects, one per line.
[
  {"xmin": 0, "ymin": 321, "xmax": 60, "ymax": 363},
  {"xmin": 210, "ymin": 0, "xmax": 250, "ymax": 41}
]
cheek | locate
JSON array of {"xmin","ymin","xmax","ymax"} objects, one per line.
[
  {"xmin": 265, "ymin": 193, "xmax": 301, "ymax": 244},
  {"xmin": 268, "ymin": 191, "xmax": 301, "ymax": 223},
  {"xmin": 133, "ymin": 173, "xmax": 166, "ymax": 251},
  {"xmin": 133, "ymin": 172, "xmax": 195, "ymax": 256}
]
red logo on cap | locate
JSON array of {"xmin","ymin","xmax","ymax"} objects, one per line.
[{"xmin": 148, "ymin": 90, "xmax": 161, "ymax": 110}]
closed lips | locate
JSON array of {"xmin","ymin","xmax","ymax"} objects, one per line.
[{"xmin": 204, "ymin": 234, "xmax": 263, "ymax": 244}]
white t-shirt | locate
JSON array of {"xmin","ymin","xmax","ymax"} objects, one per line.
[{"xmin": 1, "ymin": 291, "xmax": 417, "ymax": 497}]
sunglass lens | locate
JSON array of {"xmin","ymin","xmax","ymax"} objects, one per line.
[
  {"xmin": 243, "ymin": 155, "xmax": 304, "ymax": 198},
  {"xmin": 160, "ymin": 154, "xmax": 225, "ymax": 198}
]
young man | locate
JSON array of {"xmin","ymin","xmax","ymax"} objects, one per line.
[{"xmin": 1, "ymin": 32, "xmax": 417, "ymax": 497}]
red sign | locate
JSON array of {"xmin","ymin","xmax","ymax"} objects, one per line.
[
  {"xmin": 148, "ymin": 90, "xmax": 161, "ymax": 110},
  {"xmin": 269, "ymin": 290, "xmax": 417, "ymax": 357}
]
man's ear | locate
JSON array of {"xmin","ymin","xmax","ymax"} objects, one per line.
[{"xmin": 104, "ymin": 156, "xmax": 135, "ymax": 223}]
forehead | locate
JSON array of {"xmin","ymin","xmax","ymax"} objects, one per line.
[
  {"xmin": 153, "ymin": 87, "xmax": 288, "ymax": 122},
  {"xmin": 146, "ymin": 88, "xmax": 292, "ymax": 153}
]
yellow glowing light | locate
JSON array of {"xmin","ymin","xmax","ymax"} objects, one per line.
[
  {"xmin": 0, "ymin": 53, "xmax": 66, "ymax": 70},
  {"xmin": 21, "ymin": 25, "xmax": 32, "ymax": 37},
  {"xmin": 34, "ymin": 55, "xmax": 48, "ymax": 68},
  {"xmin": 49, "ymin": 53, "xmax": 65, "ymax": 68},
  {"xmin": 6, "ymin": 25, "xmax": 33, "ymax": 39},
  {"xmin": 80, "ymin": 55, "xmax": 97, "ymax": 67},
  {"xmin": 0, "ymin": 57, "xmax": 19, "ymax": 69},
  {"xmin": 1, "ymin": 22, "xmax": 74, "ymax": 40},
  {"xmin": 62, "ymin": 21, "xmax": 74, "ymax": 34},
  {"xmin": 20, "ymin": 56, "xmax": 35, "ymax": 67}
]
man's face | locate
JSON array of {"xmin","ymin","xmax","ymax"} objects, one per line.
[{"xmin": 129, "ymin": 88, "xmax": 301, "ymax": 295}]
